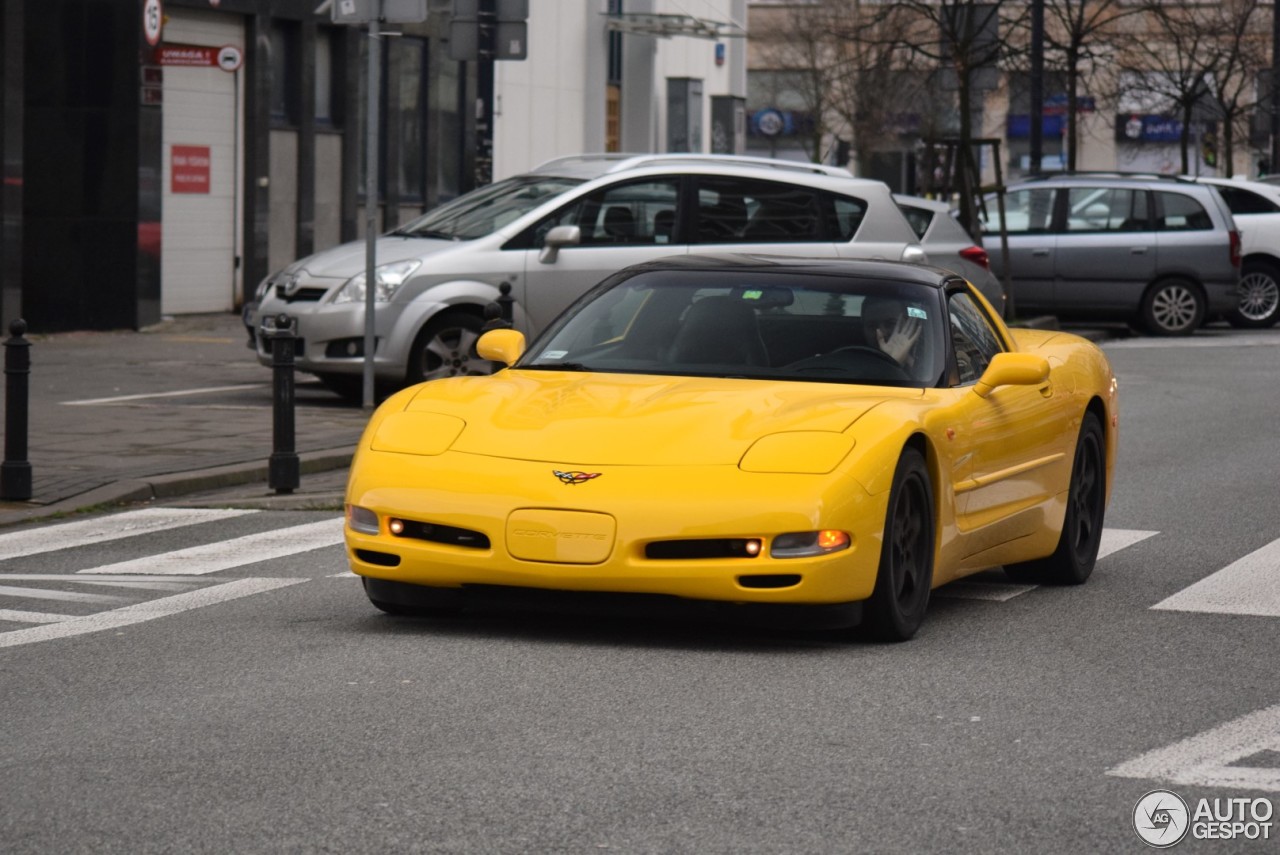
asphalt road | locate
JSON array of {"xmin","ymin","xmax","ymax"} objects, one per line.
[{"xmin": 1, "ymin": 325, "xmax": 1278, "ymax": 854}]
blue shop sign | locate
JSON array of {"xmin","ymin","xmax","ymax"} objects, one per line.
[
  {"xmin": 1007, "ymin": 114, "xmax": 1066, "ymax": 138},
  {"xmin": 1116, "ymin": 114, "xmax": 1183, "ymax": 143}
]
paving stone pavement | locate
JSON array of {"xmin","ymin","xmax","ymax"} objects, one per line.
[{"xmin": 0, "ymin": 312, "xmax": 369, "ymax": 526}]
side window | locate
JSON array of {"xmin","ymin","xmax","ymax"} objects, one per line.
[
  {"xmin": 947, "ymin": 290, "xmax": 1003, "ymax": 385},
  {"xmin": 986, "ymin": 188, "xmax": 1055, "ymax": 235},
  {"xmin": 1156, "ymin": 192, "xmax": 1213, "ymax": 231},
  {"xmin": 897, "ymin": 204, "xmax": 933, "ymax": 240},
  {"xmin": 1066, "ymin": 188, "xmax": 1147, "ymax": 232},
  {"xmin": 694, "ymin": 177, "xmax": 828, "ymax": 244},
  {"xmin": 830, "ymin": 195, "xmax": 868, "ymax": 241},
  {"xmin": 1217, "ymin": 186, "xmax": 1280, "ymax": 215},
  {"xmin": 529, "ymin": 179, "xmax": 680, "ymax": 248}
]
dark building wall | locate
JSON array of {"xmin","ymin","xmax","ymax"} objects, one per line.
[
  {"xmin": 23, "ymin": 0, "xmax": 154, "ymax": 332},
  {"xmin": 2, "ymin": 1, "xmax": 23, "ymax": 329}
]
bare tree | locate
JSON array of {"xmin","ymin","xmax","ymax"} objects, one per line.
[
  {"xmin": 1033, "ymin": 0, "xmax": 1146, "ymax": 170},
  {"xmin": 1195, "ymin": 0, "xmax": 1270, "ymax": 177}
]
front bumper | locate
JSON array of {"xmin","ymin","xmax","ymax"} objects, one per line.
[
  {"xmin": 253, "ymin": 295, "xmax": 409, "ymax": 381},
  {"xmin": 344, "ymin": 449, "xmax": 888, "ymax": 608}
]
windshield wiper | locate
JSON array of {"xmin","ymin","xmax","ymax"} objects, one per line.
[
  {"xmin": 391, "ymin": 229, "xmax": 458, "ymax": 240},
  {"xmin": 525, "ymin": 362, "xmax": 592, "ymax": 372}
]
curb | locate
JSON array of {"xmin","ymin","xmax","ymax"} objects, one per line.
[{"xmin": 0, "ymin": 448, "xmax": 354, "ymax": 528}]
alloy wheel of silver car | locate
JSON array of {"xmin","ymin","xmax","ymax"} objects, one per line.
[
  {"xmin": 1233, "ymin": 264, "xmax": 1280, "ymax": 327},
  {"xmin": 1143, "ymin": 279, "xmax": 1204, "ymax": 336},
  {"xmin": 407, "ymin": 311, "xmax": 495, "ymax": 384}
]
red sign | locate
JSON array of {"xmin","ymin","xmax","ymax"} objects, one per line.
[
  {"xmin": 155, "ymin": 44, "xmax": 219, "ymax": 67},
  {"xmin": 171, "ymin": 145, "xmax": 211, "ymax": 194}
]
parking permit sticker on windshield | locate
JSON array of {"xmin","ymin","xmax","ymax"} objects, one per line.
[
  {"xmin": 742, "ymin": 290, "xmax": 764, "ymax": 300},
  {"xmin": 542, "ymin": 350, "xmax": 569, "ymax": 360},
  {"xmin": 907, "ymin": 307, "xmax": 928, "ymax": 319}
]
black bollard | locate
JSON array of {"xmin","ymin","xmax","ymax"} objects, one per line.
[
  {"xmin": 2, "ymin": 319, "xmax": 32, "ymax": 501},
  {"xmin": 267, "ymin": 313, "xmax": 300, "ymax": 494},
  {"xmin": 497, "ymin": 281, "xmax": 514, "ymax": 325}
]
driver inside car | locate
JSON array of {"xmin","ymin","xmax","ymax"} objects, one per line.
[{"xmin": 860, "ymin": 296, "xmax": 924, "ymax": 370}]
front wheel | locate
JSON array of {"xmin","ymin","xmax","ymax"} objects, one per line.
[
  {"xmin": 860, "ymin": 447, "xmax": 935, "ymax": 642},
  {"xmin": 1228, "ymin": 261, "xmax": 1280, "ymax": 328},
  {"xmin": 405, "ymin": 310, "xmax": 495, "ymax": 385},
  {"xmin": 1004, "ymin": 412, "xmax": 1106, "ymax": 586},
  {"xmin": 1141, "ymin": 278, "xmax": 1204, "ymax": 336}
]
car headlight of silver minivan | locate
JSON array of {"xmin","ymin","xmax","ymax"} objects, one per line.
[{"xmin": 331, "ymin": 260, "xmax": 422, "ymax": 304}]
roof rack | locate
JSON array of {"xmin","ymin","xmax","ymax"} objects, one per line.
[
  {"xmin": 1020, "ymin": 170, "xmax": 1195, "ymax": 184},
  {"xmin": 533, "ymin": 153, "xmax": 856, "ymax": 179}
]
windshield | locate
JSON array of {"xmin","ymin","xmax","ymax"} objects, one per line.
[
  {"xmin": 520, "ymin": 269, "xmax": 947, "ymax": 388},
  {"xmin": 393, "ymin": 175, "xmax": 583, "ymax": 240}
]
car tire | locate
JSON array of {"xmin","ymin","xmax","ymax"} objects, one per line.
[
  {"xmin": 1228, "ymin": 260, "xmax": 1280, "ymax": 329},
  {"xmin": 1140, "ymin": 278, "xmax": 1205, "ymax": 336},
  {"xmin": 362, "ymin": 577, "xmax": 462, "ymax": 617},
  {"xmin": 860, "ymin": 446, "xmax": 934, "ymax": 642},
  {"xmin": 405, "ymin": 310, "xmax": 495, "ymax": 385},
  {"xmin": 1004, "ymin": 412, "xmax": 1106, "ymax": 586}
]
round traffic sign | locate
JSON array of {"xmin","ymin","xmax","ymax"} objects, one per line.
[
  {"xmin": 217, "ymin": 45, "xmax": 243, "ymax": 72},
  {"xmin": 143, "ymin": 0, "xmax": 163, "ymax": 47}
]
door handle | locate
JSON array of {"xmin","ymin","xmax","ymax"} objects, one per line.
[
  {"xmin": 1130, "ymin": 247, "xmax": 1148, "ymax": 254},
  {"xmin": 1031, "ymin": 249, "xmax": 1050, "ymax": 257}
]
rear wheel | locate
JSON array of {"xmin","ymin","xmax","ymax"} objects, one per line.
[
  {"xmin": 405, "ymin": 310, "xmax": 494, "ymax": 385},
  {"xmin": 1141, "ymin": 278, "xmax": 1204, "ymax": 336},
  {"xmin": 1004, "ymin": 412, "xmax": 1106, "ymax": 585},
  {"xmin": 1228, "ymin": 260, "xmax": 1280, "ymax": 328},
  {"xmin": 860, "ymin": 447, "xmax": 934, "ymax": 642}
]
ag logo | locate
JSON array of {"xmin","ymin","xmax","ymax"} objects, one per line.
[{"xmin": 1133, "ymin": 790, "xmax": 1190, "ymax": 848}]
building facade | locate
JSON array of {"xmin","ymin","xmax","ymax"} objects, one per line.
[{"xmin": 1, "ymin": 0, "xmax": 747, "ymax": 334}]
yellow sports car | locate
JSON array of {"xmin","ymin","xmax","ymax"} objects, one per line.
[{"xmin": 344, "ymin": 256, "xmax": 1118, "ymax": 640}]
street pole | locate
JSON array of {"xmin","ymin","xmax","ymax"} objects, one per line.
[
  {"xmin": 363, "ymin": 3, "xmax": 382, "ymax": 410},
  {"xmin": 1272, "ymin": 0, "xmax": 1280, "ymax": 173},
  {"xmin": 1029, "ymin": 0, "xmax": 1044, "ymax": 174},
  {"xmin": 475, "ymin": 0, "xmax": 495, "ymax": 187}
]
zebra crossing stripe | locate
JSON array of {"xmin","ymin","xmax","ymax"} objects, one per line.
[
  {"xmin": 0, "ymin": 609, "xmax": 74, "ymax": 624},
  {"xmin": 936, "ymin": 528, "xmax": 1159, "ymax": 602},
  {"xmin": 0, "ymin": 578, "xmax": 304, "ymax": 649},
  {"xmin": 1152, "ymin": 537, "xmax": 1280, "ymax": 618},
  {"xmin": 0, "ymin": 508, "xmax": 258, "ymax": 562},
  {"xmin": 1107, "ymin": 703, "xmax": 1280, "ymax": 793},
  {"xmin": 0, "ymin": 584, "xmax": 130, "ymax": 604},
  {"xmin": 76, "ymin": 517, "xmax": 345, "ymax": 576}
]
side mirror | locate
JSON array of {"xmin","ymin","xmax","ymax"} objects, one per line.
[
  {"xmin": 900, "ymin": 244, "xmax": 928, "ymax": 264},
  {"xmin": 538, "ymin": 225, "xmax": 582, "ymax": 264},
  {"xmin": 476, "ymin": 328, "xmax": 526, "ymax": 366},
  {"xmin": 973, "ymin": 352, "xmax": 1050, "ymax": 398}
]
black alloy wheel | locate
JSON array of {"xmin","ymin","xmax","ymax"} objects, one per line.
[
  {"xmin": 861, "ymin": 447, "xmax": 935, "ymax": 642},
  {"xmin": 1004, "ymin": 412, "xmax": 1106, "ymax": 585}
]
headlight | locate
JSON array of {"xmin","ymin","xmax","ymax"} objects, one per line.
[
  {"xmin": 331, "ymin": 260, "xmax": 422, "ymax": 304},
  {"xmin": 346, "ymin": 505, "xmax": 380, "ymax": 535},
  {"xmin": 770, "ymin": 530, "xmax": 851, "ymax": 558}
]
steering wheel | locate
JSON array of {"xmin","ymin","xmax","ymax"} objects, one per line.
[{"xmin": 828, "ymin": 345, "xmax": 903, "ymax": 368}]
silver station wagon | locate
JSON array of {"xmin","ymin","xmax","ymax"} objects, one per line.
[
  {"xmin": 977, "ymin": 174, "xmax": 1241, "ymax": 335},
  {"xmin": 248, "ymin": 154, "xmax": 926, "ymax": 397}
]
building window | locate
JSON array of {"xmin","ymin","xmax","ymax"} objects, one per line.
[
  {"xmin": 315, "ymin": 28, "xmax": 339, "ymax": 127},
  {"xmin": 393, "ymin": 37, "xmax": 427, "ymax": 203},
  {"xmin": 269, "ymin": 21, "xmax": 300, "ymax": 127}
]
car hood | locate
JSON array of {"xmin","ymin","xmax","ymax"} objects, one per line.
[
  {"xmin": 293, "ymin": 235, "xmax": 461, "ymax": 279},
  {"xmin": 381, "ymin": 371, "xmax": 922, "ymax": 466}
]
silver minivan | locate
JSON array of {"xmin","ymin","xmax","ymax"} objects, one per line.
[
  {"xmin": 248, "ymin": 154, "xmax": 926, "ymax": 397},
  {"xmin": 977, "ymin": 174, "xmax": 1240, "ymax": 335}
]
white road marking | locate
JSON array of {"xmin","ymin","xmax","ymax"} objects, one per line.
[
  {"xmin": 76, "ymin": 517, "xmax": 345, "ymax": 575},
  {"xmin": 0, "ymin": 574, "xmax": 206, "ymax": 586},
  {"xmin": 1097, "ymin": 528, "xmax": 1159, "ymax": 560},
  {"xmin": 0, "ymin": 578, "xmax": 304, "ymax": 649},
  {"xmin": 0, "ymin": 584, "xmax": 131, "ymax": 604},
  {"xmin": 329, "ymin": 571, "xmax": 357, "ymax": 578},
  {"xmin": 61, "ymin": 384, "xmax": 266, "ymax": 405},
  {"xmin": 0, "ymin": 609, "xmax": 74, "ymax": 624},
  {"xmin": 936, "ymin": 529, "xmax": 1159, "ymax": 602},
  {"xmin": 1107, "ymin": 703, "xmax": 1280, "ymax": 792},
  {"xmin": 936, "ymin": 582, "xmax": 1036, "ymax": 602},
  {"xmin": 0, "ymin": 508, "xmax": 257, "ymax": 562},
  {"xmin": 1152, "ymin": 537, "xmax": 1280, "ymax": 617}
]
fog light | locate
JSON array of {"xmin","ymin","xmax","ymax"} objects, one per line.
[
  {"xmin": 770, "ymin": 530, "xmax": 851, "ymax": 558},
  {"xmin": 388, "ymin": 518, "xmax": 406, "ymax": 535},
  {"xmin": 346, "ymin": 504, "xmax": 380, "ymax": 535},
  {"xmin": 744, "ymin": 539, "xmax": 762, "ymax": 556}
]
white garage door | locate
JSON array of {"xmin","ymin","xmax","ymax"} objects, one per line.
[{"xmin": 159, "ymin": 9, "xmax": 243, "ymax": 314}]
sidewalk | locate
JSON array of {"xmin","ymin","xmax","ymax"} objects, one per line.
[{"xmin": 0, "ymin": 312, "xmax": 369, "ymax": 527}]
